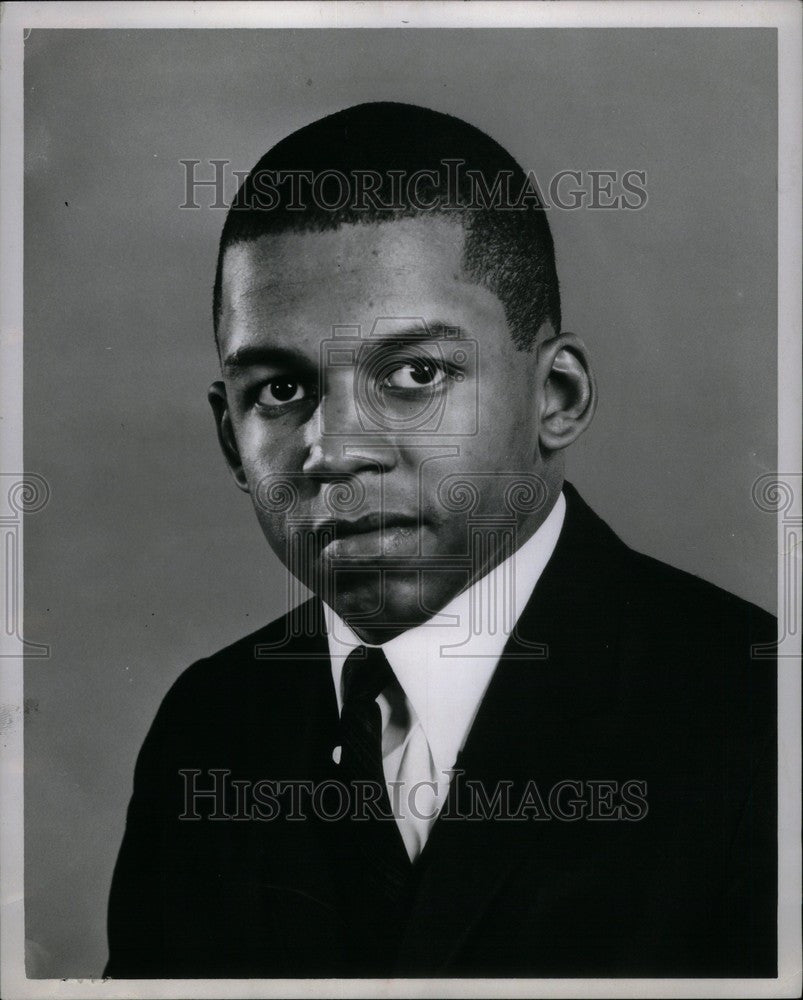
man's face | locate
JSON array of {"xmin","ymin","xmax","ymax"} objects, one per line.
[{"xmin": 214, "ymin": 216, "xmax": 552, "ymax": 635}]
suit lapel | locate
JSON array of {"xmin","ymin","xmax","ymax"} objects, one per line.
[
  {"xmin": 394, "ymin": 484, "xmax": 630, "ymax": 973},
  {"xmin": 244, "ymin": 602, "xmax": 346, "ymax": 924}
]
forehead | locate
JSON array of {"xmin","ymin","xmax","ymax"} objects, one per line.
[{"xmin": 218, "ymin": 216, "xmax": 510, "ymax": 355}]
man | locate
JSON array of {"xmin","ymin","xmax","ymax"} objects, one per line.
[{"xmin": 106, "ymin": 103, "xmax": 776, "ymax": 978}]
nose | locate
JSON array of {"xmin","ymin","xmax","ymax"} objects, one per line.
[{"xmin": 302, "ymin": 371, "xmax": 396, "ymax": 477}]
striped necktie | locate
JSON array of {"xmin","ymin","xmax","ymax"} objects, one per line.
[{"xmin": 338, "ymin": 645, "xmax": 413, "ymax": 903}]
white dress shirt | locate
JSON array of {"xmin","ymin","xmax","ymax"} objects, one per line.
[{"xmin": 324, "ymin": 491, "xmax": 566, "ymax": 860}]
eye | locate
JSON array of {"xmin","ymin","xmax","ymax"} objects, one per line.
[
  {"xmin": 256, "ymin": 379, "xmax": 309, "ymax": 408},
  {"xmin": 381, "ymin": 358, "xmax": 447, "ymax": 390}
]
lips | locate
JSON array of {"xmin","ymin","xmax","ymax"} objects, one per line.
[
  {"xmin": 330, "ymin": 512, "xmax": 420, "ymax": 538},
  {"xmin": 312, "ymin": 512, "xmax": 424, "ymax": 558}
]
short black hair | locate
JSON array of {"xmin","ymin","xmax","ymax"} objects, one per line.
[{"xmin": 213, "ymin": 102, "xmax": 561, "ymax": 351}]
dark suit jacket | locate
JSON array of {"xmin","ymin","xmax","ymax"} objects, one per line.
[{"xmin": 106, "ymin": 484, "xmax": 777, "ymax": 978}]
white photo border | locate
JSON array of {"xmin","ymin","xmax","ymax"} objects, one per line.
[{"xmin": 1, "ymin": 3, "xmax": 800, "ymax": 998}]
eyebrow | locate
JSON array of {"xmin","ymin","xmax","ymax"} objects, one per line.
[
  {"xmin": 379, "ymin": 320, "xmax": 467, "ymax": 342},
  {"xmin": 222, "ymin": 322, "xmax": 467, "ymax": 375},
  {"xmin": 222, "ymin": 345, "xmax": 315, "ymax": 377}
]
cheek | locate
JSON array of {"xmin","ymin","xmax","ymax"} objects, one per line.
[
  {"xmin": 411, "ymin": 397, "xmax": 538, "ymax": 530},
  {"xmin": 475, "ymin": 360, "xmax": 534, "ymax": 437},
  {"xmin": 475, "ymin": 392, "xmax": 536, "ymax": 462},
  {"xmin": 236, "ymin": 416, "xmax": 307, "ymax": 481}
]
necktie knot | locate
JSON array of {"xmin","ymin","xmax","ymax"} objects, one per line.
[{"xmin": 342, "ymin": 645, "xmax": 394, "ymax": 706}]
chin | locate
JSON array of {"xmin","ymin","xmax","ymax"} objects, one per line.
[
  {"xmin": 328, "ymin": 573, "xmax": 419, "ymax": 628},
  {"xmin": 330, "ymin": 568, "xmax": 468, "ymax": 637}
]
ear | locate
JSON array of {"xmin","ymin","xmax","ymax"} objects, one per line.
[
  {"xmin": 535, "ymin": 332, "xmax": 597, "ymax": 452},
  {"xmin": 208, "ymin": 381, "xmax": 249, "ymax": 492}
]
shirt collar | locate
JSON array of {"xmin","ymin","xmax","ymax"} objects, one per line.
[{"xmin": 324, "ymin": 491, "xmax": 566, "ymax": 775}]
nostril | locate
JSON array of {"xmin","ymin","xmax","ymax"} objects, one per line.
[{"xmin": 302, "ymin": 441, "xmax": 327, "ymax": 474}]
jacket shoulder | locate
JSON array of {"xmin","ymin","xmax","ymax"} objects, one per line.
[
  {"xmin": 625, "ymin": 545, "xmax": 775, "ymax": 638},
  {"xmin": 135, "ymin": 599, "xmax": 328, "ymax": 767},
  {"xmin": 165, "ymin": 597, "xmax": 324, "ymax": 695},
  {"xmin": 563, "ymin": 481, "xmax": 776, "ymax": 638},
  {"xmin": 613, "ymin": 542, "xmax": 776, "ymax": 747}
]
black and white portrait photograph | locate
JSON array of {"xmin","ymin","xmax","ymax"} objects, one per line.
[{"xmin": 0, "ymin": 2, "xmax": 800, "ymax": 998}]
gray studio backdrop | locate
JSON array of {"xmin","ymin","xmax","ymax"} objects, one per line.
[{"xmin": 23, "ymin": 29, "xmax": 777, "ymax": 977}]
